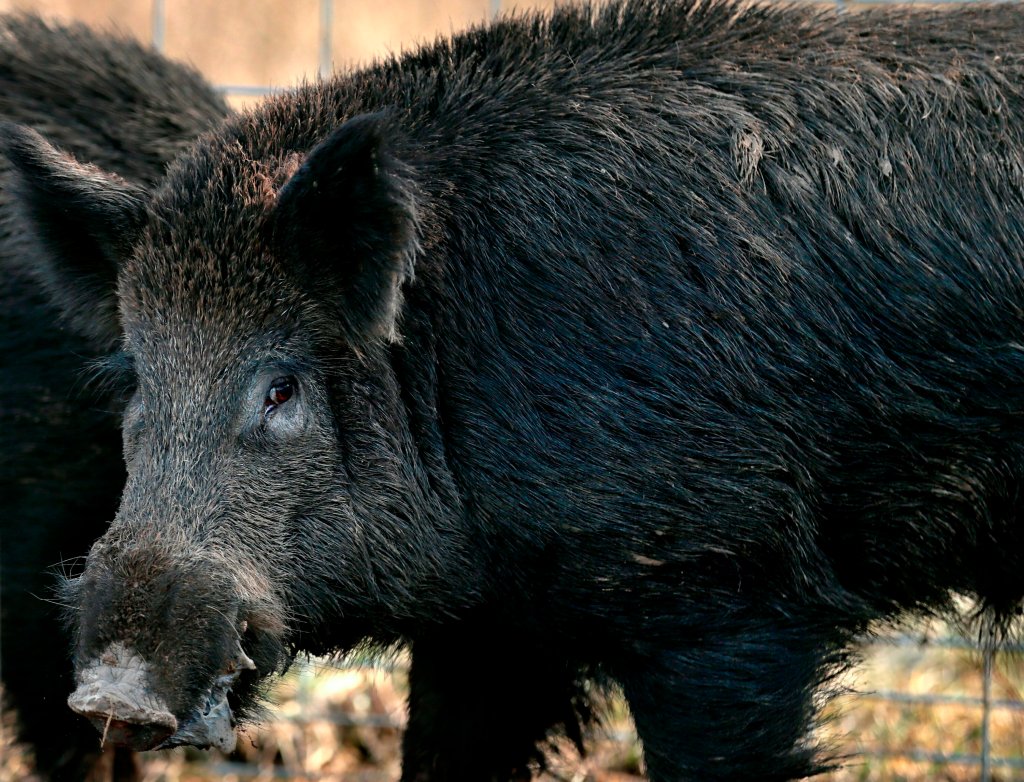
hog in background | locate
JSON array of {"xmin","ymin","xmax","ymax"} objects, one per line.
[{"xmin": 0, "ymin": 15, "xmax": 229, "ymax": 781}]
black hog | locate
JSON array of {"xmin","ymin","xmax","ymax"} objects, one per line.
[
  {"xmin": 0, "ymin": 14, "xmax": 228, "ymax": 781},
  {"xmin": 4, "ymin": 0, "xmax": 1024, "ymax": 779}
]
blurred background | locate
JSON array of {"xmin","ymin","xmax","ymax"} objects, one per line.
[
  {"xmin": 0, "ymin": 0, "xmax": 558, "ymax": 109},
  {"xmin": 0, "ymin": 1, "xmax": 1022, "ymax": 780}
]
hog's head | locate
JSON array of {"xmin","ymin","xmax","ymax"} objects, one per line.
[{"xmin": 0, "ymin": 111, "xmax": 471, "ymax": 751}]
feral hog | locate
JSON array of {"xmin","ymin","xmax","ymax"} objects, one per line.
[
  {"xmin": 0, "ymin": 14, "xmax": 228, "ymax": 781},
  {"xmin": 4, "ymin": 1, "xmax": 1024, "ymax": 779}
]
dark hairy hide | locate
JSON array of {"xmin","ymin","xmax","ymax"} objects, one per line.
[{"xmin": 4, "ymin": 1, "xmax": 1024, "ymax": 779}]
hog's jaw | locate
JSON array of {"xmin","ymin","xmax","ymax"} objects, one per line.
[{"xmin": 67, "ymin": 636, "xmax": 257, "ymax": 752}]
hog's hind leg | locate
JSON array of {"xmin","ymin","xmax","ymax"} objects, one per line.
[{"xmin": 620, "ymin": 619, "xmax": 848, "ymax": 782}]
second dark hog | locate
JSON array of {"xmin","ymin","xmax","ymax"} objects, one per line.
[{"xmin": 0, "ymin": 15, "xmax": 229, "ymax": 781}]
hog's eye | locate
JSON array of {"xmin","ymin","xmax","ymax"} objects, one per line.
[{"xmin": 264, "ymin": 376, "xmax": 296, "ymax": 416}]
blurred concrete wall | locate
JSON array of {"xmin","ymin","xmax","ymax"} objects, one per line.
[{"xmin": 0, "ymin": 0, "xmax": 559, "ymax": 106}]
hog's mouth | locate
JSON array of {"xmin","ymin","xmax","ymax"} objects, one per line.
[
  {"xmin": 156, "ymin": 639, "xmax": 256, "ymax": 752},
  {"xmin": 68, "ymin": 632, "xmax": 256, "ymax": 753}
]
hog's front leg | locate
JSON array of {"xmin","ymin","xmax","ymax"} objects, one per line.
[{"xmin": 400, "ymin": 631, "xmax": 591, "ymax": 781}]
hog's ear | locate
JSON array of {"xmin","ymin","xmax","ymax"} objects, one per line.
[
  {"xmin": 273, "ymin": 112, "xmax": 418, "ymax": 342},
  {"xmin": 0, "ymin": 123, "xmax": 146, "ymax": 348}
]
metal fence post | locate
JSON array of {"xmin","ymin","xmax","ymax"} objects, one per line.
[
  {"xmin": 151, "ymin": 0, "xmax": 166, "ymax": 51},
  {"xmin": 319, "ymin": 0, "xmax": 333, "ymax": 78},
  {"xmin": 981, "ymin": 639, "xmax": 995, "ymax": 781}
]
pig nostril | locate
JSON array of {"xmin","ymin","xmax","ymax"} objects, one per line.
[
  {"xmin": 78, "ymin": 711, "xmax": 176, "ymax": 752},
  {"xmin": 68, "ymin": 692, "xmax": 178, "ymax": 751}
]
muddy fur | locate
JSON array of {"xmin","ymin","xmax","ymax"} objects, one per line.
[
  {"xmin": 4, "ymin": 1, "xmax": 1024, "ymax": 779},
  {"xmin": 0, "ymin": 14, "xmax": 228, "ymax": 781}
]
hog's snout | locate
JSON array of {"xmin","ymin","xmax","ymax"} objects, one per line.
[
  {"xmin": 67, "ymin": 544, "xmax": 288, "ymax": 752},
  {"xmin": 67, "ymin": 642, "xmax": 178, "ymax": 751}
]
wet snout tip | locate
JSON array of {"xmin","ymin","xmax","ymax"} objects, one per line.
[{"xmin": 68, "ymin": 642, "xmax": 178, "ymax": 751}]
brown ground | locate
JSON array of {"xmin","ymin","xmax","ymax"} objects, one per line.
[{"xmin": 4, "ymin": 622, "xmax": 1023, "ymax": 781}]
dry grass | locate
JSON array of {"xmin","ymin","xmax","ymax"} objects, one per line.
[
  {"xmin": 820, "ymin": 625, "xmax": 1024, "ymax": 782},
  {"xmin": 6, "ymin": 625, "xmax": 1022, "ymax": 781}
]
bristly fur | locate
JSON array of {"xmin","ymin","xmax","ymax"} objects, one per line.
[
  {"xmin": 4, "ymin": 1, "xmax": 1024, "ymax": 779},
  {"xmin": 0, "ymin": 14, "xmax": 229, "ymax": 782},
  {"xmin": 82, "ymin": 351, "xmax": 138, "ymax": 402}
]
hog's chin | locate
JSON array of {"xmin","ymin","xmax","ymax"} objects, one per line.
[{"xmin": 156, "ymin": 640, "xmax": 257, "ymax": 753}]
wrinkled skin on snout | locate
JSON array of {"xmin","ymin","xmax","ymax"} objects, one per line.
[
  {"xmin": 65, "ymin": 552, "xmax": 261, "ymax": 751},
  {"xmin": 1, "ymin": 112, "xmax": 472, "ymax": 752}
]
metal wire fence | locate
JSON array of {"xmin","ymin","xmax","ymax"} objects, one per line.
[{"xmin": 852, "ymin": 633, "xmax": 1024, "ymax": 779}]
